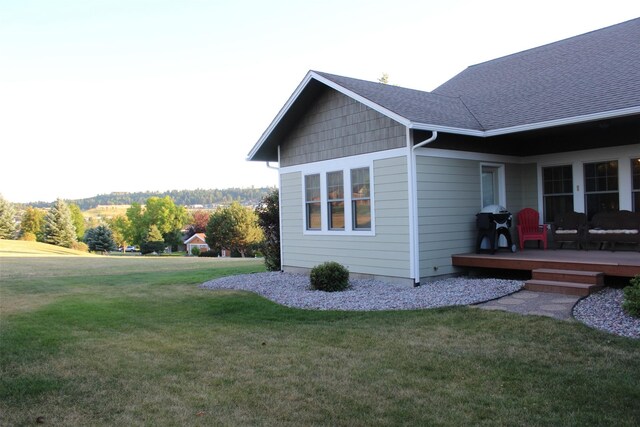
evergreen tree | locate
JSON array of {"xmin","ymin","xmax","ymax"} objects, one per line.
[
  {"xmin": 0, "ymin": 194, "xmax": 17, "ymax": 239},
  {"xmin": 256, "ymin": 189, "xmax": 280, "ymax": 271},
  {"xmin": 43, "ymin": 199, "xmax": 77, "ymax": 248},
  {"xmin": 140, "ymin": 225, "xmax": 166, "ymax": 254},
  {"xmin": 85, "ymin": 225, "xmax": 117, "ymax": 253}
]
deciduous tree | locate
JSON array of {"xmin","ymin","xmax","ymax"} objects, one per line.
[
  {"xmin": 68, "ymin": 204, "xmax": 86, "ymax": 241},
  {"xmin": 206, "ymin": 202, "xmax": 263, "ymax": 257},
  {"xmin": 107, "ymin": 215, "xmax": 131, "ymax": 249},
  {"xmin": 190, "ymin": 210, "xmax": 211, "ymax": 233},
  {"xmin": 43, "ymin": 199, "xmax": 77, "ymax": 248},
  {"xmin": 20, "ymin": 207, "xmax": 45, "ymax": 241}
]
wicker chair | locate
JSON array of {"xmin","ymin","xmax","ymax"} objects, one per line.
[{"xmin": 551, "ymin": 211, "xmax": 587, "ymax": 249}]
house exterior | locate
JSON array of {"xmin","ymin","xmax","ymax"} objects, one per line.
[
  {"xmin": 184, "ymin": 233, "xmax": 210, "ymax": 254},
  {"xmin": 248, "ymin": 19, "xmax": 640, "ymax": 286}
]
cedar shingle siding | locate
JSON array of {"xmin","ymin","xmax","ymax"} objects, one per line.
[{"xmin": 280, "ymin": 89, "xmax": 406, "ymax": 167}]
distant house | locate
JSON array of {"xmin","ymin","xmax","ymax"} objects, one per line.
[
  {"xmin": 184, "ymin": 233, "xmax": 210, "ymax": 254},
  {"xmin": 247, "ymin": 19, "xmax": 640, "ymax": 285}
]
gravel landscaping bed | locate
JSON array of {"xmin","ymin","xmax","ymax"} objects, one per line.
[
  {"xmin": 200, "ymin": 271, "xmax": 523, "ymax": 311},
  {"xmin": 573, "ymin": 288, "xmax": 640, "ymax": 339}
]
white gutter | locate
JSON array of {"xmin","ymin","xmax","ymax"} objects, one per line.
[{"xmin": 407, "ymin": 130, "xmax": 438, "ymax": 286}]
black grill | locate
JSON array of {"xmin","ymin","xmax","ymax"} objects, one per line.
[{"xmin": 476, "ymin": 205, "xmax": 516, "ymax": 254}]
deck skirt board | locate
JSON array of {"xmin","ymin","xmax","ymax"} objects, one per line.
[{"xmin": 452, "ymin": 250, "xmax": 640, "ymax": 278}]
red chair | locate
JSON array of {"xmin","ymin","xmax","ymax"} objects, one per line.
[{"xmin": 517, "ymin": 208, "xmax": 548, "ymax": 250}]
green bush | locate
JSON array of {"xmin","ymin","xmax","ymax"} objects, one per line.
[
  {"xmin": 310, "ymin": 261, "xmax": 350, "ymax": 292},
  {"xmin": 140, "ymin": 241, "xmax": 165, "ymax": 255},
  {"xmin": 198, "ymin": 250, "xmax": 218, "ymax": 258},
  {"xmin": 623, "ymin": 275, "xmax": 640, "ymax": 318},
  {"xmin": 191, "ymin": 247, "xmax": 201, "ymax": 256}
]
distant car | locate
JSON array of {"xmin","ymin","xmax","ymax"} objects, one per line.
[{"xmin": 125, "ymin": 246, "xmax": 136, "ymax": 252}]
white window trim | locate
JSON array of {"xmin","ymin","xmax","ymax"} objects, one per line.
[
  {"xmin": 535, "ymin": 145, "xmax": 640, "ymax": 214},
  {"xmin": 479, "ymin": 162, "xmax": 506, "ymax": 208},
  {"xmin": 299, "ymin": 160, "xmax": 376, "ymax": 236}
]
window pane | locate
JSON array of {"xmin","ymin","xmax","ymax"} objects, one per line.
[
  {"xmin": 352, "ymin": 200, "xmax": 371, "ymax": 230},
  {"xmin": 544, "ymin": 195, "xmax": 574, "ymax": 223},
  {"xmin": 305, "ymin": 174, "xmax": 320, "ymax": 201},
  {"xmin": 351, "ymin": 168, "xmax": 370, "ymax": 199},
  {"xmin": 306, "ymin": 203, "xmax": 321, "ymax": 229},
  {"xmin": 634, "ymin": 192, "xmax": 640, "ymax": 213},
  {"xmin": 633, "ymin": 158, "xmax": 640, "ymax": 190},
  {"xmin": 327, "ymin": 171, "xmax": 344, "ymax": 200},
  {"xmin": 305, "ymin": 174, "xmax": 321, "ymax": 230},
  {"xmin": 584, "ymin": 161, "xmax": 619, "ymax": 219},
  {"xmin": 585, "ymin": 193, "xmax": 619, "ymax": 220},
  {"xmin": 329, "ymin": 201, "xmax": 345, "ymax": 230}
]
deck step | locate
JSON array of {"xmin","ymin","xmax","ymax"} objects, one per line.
[
  {"xmin": 524, "ymin": 279, "xmax": 604, "ymax": 296},
  {"xmin": 531, "ymin": 268, "xmax": 604, "ymax": 285}
]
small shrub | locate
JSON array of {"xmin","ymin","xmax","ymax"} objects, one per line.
[
  {"xmin": 310, "ymin": 261, "xmax": 350, "ymax": 292},
  {"xmin": 623, "ymin": 275, "xmax": 640, "ymax": 318},
  {"xmin": 140, "ymin": 241, "xmax": 165, "ymax": 255},
  {"xmin": 19, "ymin": 232, "xmax": 37, "ymax": 241},
  {"xmin": 72, "ymin": 241, "xmax": 89, "ymax": 253},
  {"xmin": 198, "ymin": 250, "xmax": 218, "ymax": 257},
  {"xmin": 190, "ymin": 247, "xmax": 201, "ymax": 256}
]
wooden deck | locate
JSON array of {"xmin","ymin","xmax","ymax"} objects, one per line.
[{"xmin": 452, "ymin": 249, "xmax": 640, "ymax": 278}]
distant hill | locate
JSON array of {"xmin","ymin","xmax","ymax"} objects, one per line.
[{"xmin": 25, "ymin": 187, "xmax": 276, "ymax": 210}]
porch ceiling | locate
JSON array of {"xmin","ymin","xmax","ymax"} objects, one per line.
[{"xmin": 419, "ymin": 114, "xmax": 640, "ymax": 157}]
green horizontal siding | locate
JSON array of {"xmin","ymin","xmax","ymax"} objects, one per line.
[{"xmin": 280, "ymin": 156, "xmax": 411, "ymax": 279}]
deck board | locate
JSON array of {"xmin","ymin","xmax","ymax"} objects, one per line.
[{"xmin": 452, "ymin": 249, "xmax": 640, "ymax": 277}]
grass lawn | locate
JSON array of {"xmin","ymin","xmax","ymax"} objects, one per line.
[{"xmin": 1, "ymin": 243, "xmax": 639, "ymax": 425}]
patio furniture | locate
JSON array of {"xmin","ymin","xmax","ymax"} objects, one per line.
[
  {"xmin": 587, "ymin": 210, "xmax": 640, "ymax": 251},
  {"xmin": 517, "ymin": 208, "xmax": 548, "ymax": 250},
  {"xmin": 551, "ymin": 211, "xmax": 587, "ymax": 249}
]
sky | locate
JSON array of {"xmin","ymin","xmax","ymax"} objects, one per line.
[{"xmin": 1, "ymin": 0, "xmax": 639, "ymax": 203}]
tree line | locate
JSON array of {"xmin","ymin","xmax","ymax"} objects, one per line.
[
  {"xmin": 23, "ymin": 187, "xmax": 275, "ymax": 210},
  {"xmin": 0, "ymin": 191, "xmax": 281, "ymax": 271}
]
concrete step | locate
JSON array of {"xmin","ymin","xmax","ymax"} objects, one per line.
[
  {"xmin": 524, "ymin": 279, "xmax": 604, "ymax": 296},
  {"xmin": 531, "ymin": 268, "xmax": 604, "ymax": 285}
]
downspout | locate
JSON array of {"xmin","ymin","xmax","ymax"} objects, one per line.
[
  {"xmin": 276, "ymin": 145, "xmax": 284, "ymax": 272},
  {"xmin": 408, "ymin": 130, "xmax": 438, "ymax": 286}
]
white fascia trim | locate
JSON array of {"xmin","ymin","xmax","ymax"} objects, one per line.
[
  {"xmin": 409, "ymin": 122, "xmax": 485, "ymax": 136},
  {"xmin": 410, "ymin": 106, "xmax": 640, "ymax": 138},
  {"xmin": 483, "ymin": 106, "xmax": 640, "ymax": 136}
]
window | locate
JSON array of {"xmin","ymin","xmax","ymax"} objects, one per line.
[
  {"xmin": 305, "ymin": 174, "xmax": 321, "ymax": 230},
  {"xmin": 633, "ymin": 158, "xmax": 640, "ymax": 212},
  {"xmin": 351, "ymin": 167, "xmax": 371, "ymax": 230},
  {"xmin": 584, "ymin": 160, "xmax": 619, "ymax": 219},
  {"xmin": 327, "ymin": 171, "xmax": 344, "ymax": 230},
  {"xmin": 542, "ymin": 165, "xmax": 574, "ymax": 223},
  {"xmin": 481, "ymin": 166, "xmax": 499, "ymax": 207}
]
